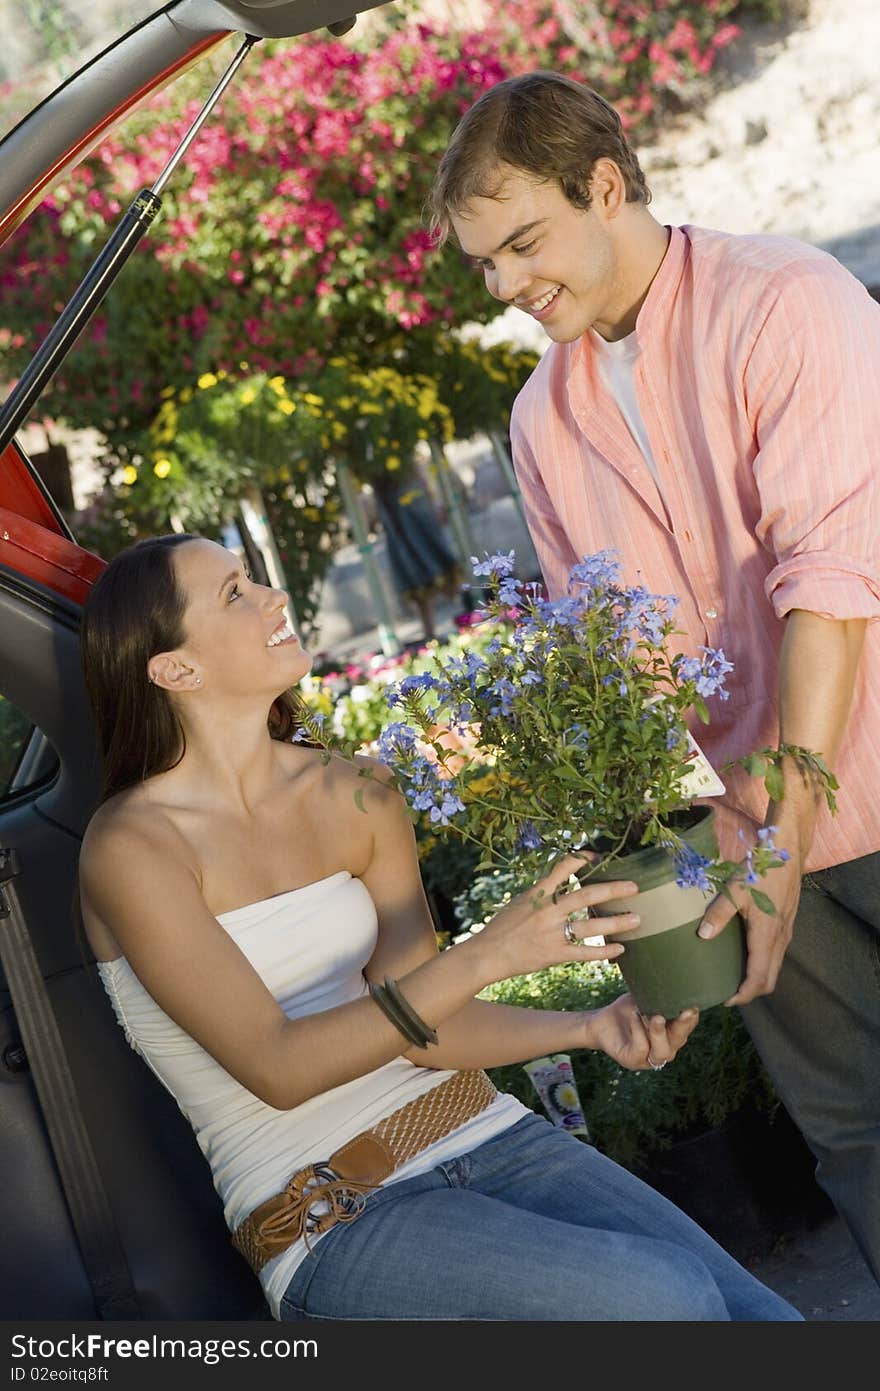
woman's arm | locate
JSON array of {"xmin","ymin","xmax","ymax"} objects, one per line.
[
  {"xmin": 79, "ymin": 780, "xmax": 631, "ymax": 1111},
  {"xmin": 359, "ymin": 768, "xmax": 698, "ymax": 1071}
]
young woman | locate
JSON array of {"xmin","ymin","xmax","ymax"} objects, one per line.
[{"xmin": 77, "ymin": 533, "xmax": 801, "ymax": 1322}]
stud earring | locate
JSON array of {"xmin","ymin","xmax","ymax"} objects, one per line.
[{"xmin": 194, "ymin": 677, "xmax": 202, "ymax": 686}]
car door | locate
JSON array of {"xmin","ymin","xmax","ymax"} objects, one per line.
[
  {"xmin": 0, "ymin": 0, "xmax": 387, "ymax": 1319},
  {"xmin": 0, "ymin": 443, "xmax": 273, "ymax": 1318}
]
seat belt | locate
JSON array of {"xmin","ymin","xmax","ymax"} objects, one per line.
[{"xmin": 0, "ymin": 846, "xmax": 142, "ymax": 1319}]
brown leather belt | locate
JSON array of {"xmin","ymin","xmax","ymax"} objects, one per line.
[{"xmin": 232, "ymin": 1068, "xmax": 497, "ymax": 1274}]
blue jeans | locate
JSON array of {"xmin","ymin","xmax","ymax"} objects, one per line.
[
  {"xmin": 741, "ymin": 849, "xmax": 880, "ymax": 1283},
  {"xmin": 279, "ymin": 1112, "xmax": 801, "ymax": 1321}
]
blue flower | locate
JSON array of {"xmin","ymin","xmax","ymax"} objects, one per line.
[
  {"xmin": 516, "ymin": 820, "xmax": 542, "ymax": 851},
  {"xmin": 676, "ymin": 647, "xmax": 734, "ymax": 699},
  {"xmin": 429, "ymin": 790, "xmax": 466, "ymax": 826},
  {"xmin": 673, "ymin": 843, "xmax": 714, "ymax": 893},
  {"xmin": 567, "ymin": 551, "xmax": 621, "ymax": 591},
  {"xmin": 471, "ymin": 550, "xmax": 515, "ymax": 578},
  {"xmin": 496, "ymin": 576, "xmax": 523, "ymax": 607},
  {"xmin": 489, "ymin": 677, "xmax": 517, "ymax": 717},
  {"xmin": 398, "ymin": 672, "xmax": 437, "ymax": 695},
  {"xmin": 377, "ymin": 722, "xmax": 418, "ymax": 762}
]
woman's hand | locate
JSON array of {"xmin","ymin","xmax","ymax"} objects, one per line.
[
  {"xmin": 476, "ymin": 855, "xmax": 641, "ymax": 983},
  {"xmin": 582, "ymin": 993, "xmax": 700, "ymax": 1071}
]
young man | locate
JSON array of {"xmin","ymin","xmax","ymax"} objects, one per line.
[{"xmin": 430, "ymin": 71, "xmax": 880, "ymax": 1281}]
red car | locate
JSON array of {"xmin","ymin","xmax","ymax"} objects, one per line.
[{"xmin": 0, "ymin": 0, "xmax": 384, "ymax": 1321}]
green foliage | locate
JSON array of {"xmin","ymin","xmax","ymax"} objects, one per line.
[
  {"xmin": 724, "ymin": 744, "xmax": 839, "ymax": 814},
  {"xmin": 400, "ymin": 336, "xmax": 540, "ymax": 442}
]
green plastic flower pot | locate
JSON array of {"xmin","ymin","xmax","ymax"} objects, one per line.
[{"xmin": 590, "ymin": 808, "xmax": 746, "ymax": 1019}]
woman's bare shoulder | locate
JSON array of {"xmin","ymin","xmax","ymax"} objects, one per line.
[
  {"xmin": 320, "ymin": 748, "xmax": 402, "ymax": 805},
  {"xmin": 81, "ymin": 785, "xmax": 198, "ymax": 880}
]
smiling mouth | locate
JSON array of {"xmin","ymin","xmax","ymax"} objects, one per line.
[
  {"xmin": 267, "ymin": 620, "xmax": 298, "ymax": 648},
  {"xmin": 524, "ymin": 285, "xmax": 561, "ymax": 315}
]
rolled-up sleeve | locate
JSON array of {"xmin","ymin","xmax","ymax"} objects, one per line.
[{"xmin": 746, "ymin": 259, "xmax": 880, "ymax": 621}]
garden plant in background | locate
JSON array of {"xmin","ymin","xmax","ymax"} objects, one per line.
[
  {"xmin": 1, "ymin": 1, "xmax": 779, "ymax": 561},
  {"xmin": 368, "ymin": 550, "xmax": 838, "ymax": 1018}
]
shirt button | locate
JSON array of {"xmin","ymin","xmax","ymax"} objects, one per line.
[{"xmin": 704, "ymin": 606, "xmax": 718, "ymax": 619}]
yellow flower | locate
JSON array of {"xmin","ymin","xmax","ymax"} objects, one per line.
[
  {"xmin": 465, "ymin": 771, "xmax": 499, "ymax": 797},
  {"xmin": 197, "ymin": 372, "xmax": 218, "ymax": 390},
  {"xmin": 303, "ymin": 392, "xmax": 324, "ymax": 407},
  {"xmin": 159, "ymin": 386, "xmax": 175, "ymax": 400},
  {"xmin": 386, "ymin": 455, "xmax": 402, "ymax": 471},
  {"xmin": 277, "ymin": 399, "xmax": 296, "ymax": 415},
  {"xmin": 179, "ymin": 387, "xmax": 193, "ymax": 403},
  {"xmin": 121, "ymin": 465, "xmax": 138, "ymax": 486},
  {"xmin": 268, "ymin": 375, "xmax": 286, "ymax": 396},
  {"xmin": 153, "ymin": 458, "xmax": 172, "ymax": 479},
  {"xmin": 303, "ymin": 507, "xmax": 320, "ymax": 522},
  {"xmin": 240, "ymin": 387, "xmax": 256, "ymax": 406}
]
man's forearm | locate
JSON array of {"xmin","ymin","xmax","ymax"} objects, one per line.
[{"xmin": 771, "ymin": 609, "xmax": 866, "ymax": 852}]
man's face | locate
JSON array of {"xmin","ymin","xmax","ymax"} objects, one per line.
[{"xmin": 449, "ymin": 164, "xmax": 621, "ymax": 343}]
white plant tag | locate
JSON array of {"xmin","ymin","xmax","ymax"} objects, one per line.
[
  {"xmin": 643, "ymin": 694, "xmax": 726, "ymax": 799},
  {"xmin": 678, "ymin": 729, "xmax": 726, "ymax": 798}
]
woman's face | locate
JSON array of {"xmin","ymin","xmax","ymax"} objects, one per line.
[{"xmin": 169, "ymin": 539, "xmax": 312, "ymax": 699}]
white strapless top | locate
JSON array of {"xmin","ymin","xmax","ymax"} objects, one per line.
[{"xmin": 96, "ymin": 870, "xmax": 528, "ymax": 1317}]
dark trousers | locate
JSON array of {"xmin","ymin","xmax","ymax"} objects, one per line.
[{"xmin": 742, "ymin": 850, "xmax": 880, "ymax": 1284}]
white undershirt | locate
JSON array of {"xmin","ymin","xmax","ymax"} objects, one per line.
[{"xmin": 590, "ymin": 328, "xmax": 671, "ymax": 523}]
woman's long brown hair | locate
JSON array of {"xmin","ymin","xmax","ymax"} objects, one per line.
[{"xmin": 80, "ymin": 534, "xmax": 311, "ymax": 804}]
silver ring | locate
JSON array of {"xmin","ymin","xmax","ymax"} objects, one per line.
[
  {"xmin": 647, "ymin": 1056, "xmax": 667, "ymax": 1071},
  {"xmin": 563, "ymin": 918, "xmax": 580, "ymax": 946}
]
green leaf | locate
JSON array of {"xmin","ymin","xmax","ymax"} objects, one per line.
[
  {"xmin": 764, "ymin": 764, "xmax": 785, "ymax": 803},
  {"xmin": 553, "ymin": 764, "xmax": 586, "ymax": 785},
  {"xmin": 354, "ymin": 788, "xmax": 366, "ymax": 814},
  {"xmin": 749, "ymin": 888, "xmax": 776, "ymax": 915},
  {"xmin": 743, "ymin": 752, "xmax": 767, "ymax": 778}
]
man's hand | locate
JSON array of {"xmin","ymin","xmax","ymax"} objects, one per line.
[{"xmin": 698, "ymin": 848, "xmax": 804, "ymax": 1005}]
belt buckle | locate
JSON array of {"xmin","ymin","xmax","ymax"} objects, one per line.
[{"xmin": 305, "ymin": 1163, "xmax": 369, "ymax": 1232}]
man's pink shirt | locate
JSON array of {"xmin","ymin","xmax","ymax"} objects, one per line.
[{"xmin": 511, "ymin": 224, "xmax": 880, "ymax": 869}]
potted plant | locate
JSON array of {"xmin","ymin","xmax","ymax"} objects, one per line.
[{"xmin": 349, "ymin": 550, "xmax": 837, "ymax": 1018}]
